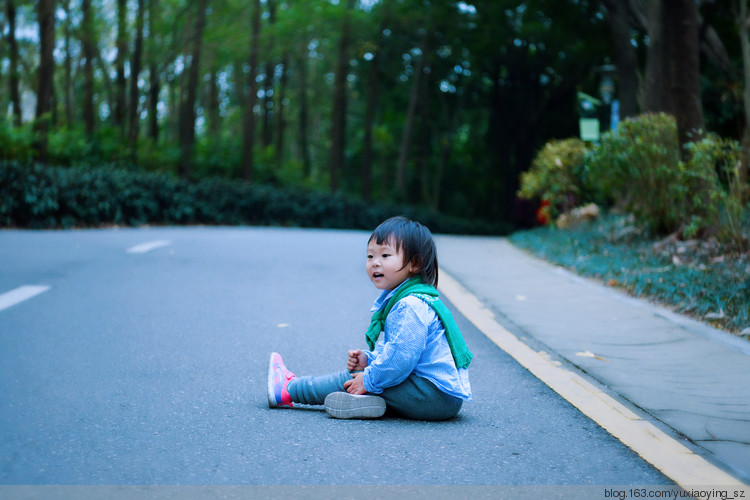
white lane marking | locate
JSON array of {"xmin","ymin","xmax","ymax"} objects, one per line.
[
  {"xmin": 0, "ymin": 285, "xmax": 51, "ymax": 312},
  {"xmin": 126, "ymin": 240, "xmax": 172, "ymax": 254},
  {"xmin": 438, "ymin": 271, "xmax": 744, "ymax": 488}
]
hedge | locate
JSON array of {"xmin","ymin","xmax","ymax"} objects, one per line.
[{"xmin": 0, "ymin": 161, "xmax": 507, "ymax": 235}]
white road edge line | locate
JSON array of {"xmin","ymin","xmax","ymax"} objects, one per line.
[
  {"xmin": 126, "ymin": 240, "xmax": 172, "ymax": 254},
  {"xmin": 438, "ymin": 270, "xmax": 745, "ymax": 489},
  {"xmin": 0, "ymin": 285, "xmax": 51, "ymax": 312}
]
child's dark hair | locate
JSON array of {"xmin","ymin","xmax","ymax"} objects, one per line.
[{"xmin": 369, "ymin": 216, "xmax": 439, "ymax": 287}]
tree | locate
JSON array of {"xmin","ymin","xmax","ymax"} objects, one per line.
[
  {"xmin": 61, "ymin": 0, "xmax": 75, "ymax": 127},
  {"xmin": 81, "ymin": 0, "xmax": 96, "ymax": 135},
  {"xmin": 669, "ymin": 0, "xmax": 705, "ymax": 147},
  {"xmin": 6, "ymin": 0, "xmax": 22, "ymax": 126},
  {"xmin": 329, "ymin": 0, "xmax": 355, "ymax": 193},
  {"xmin": 147, "ymin": 0, "xmax": 160, "ymax": 141},
  {"xmin": 262, "ymin": 0, "xmax": 278, "ymax": 149},
  {"xmin": 644, "ymin": 0, "xmax": 704, "ymax": 149},
  {"xmin": 34, "ymin": 0, "xmax": 56, "ymax": 163},
  {"xmin": 242, "ymin": 0, "xmax": 262, "ymax": 181},
  {"xmin": 178, "ymin": 0, "xmax": 209, "ymax": 178},
  {"xmin": 128, "ymin": 0, "xmax": 145, "ymax": 156},
  {"xmin": 644, "ymin": 0, "xmax": 673, "ymax": 115},
  {"xmin": 601, "ymin": 0, "xmax": 639, "ymax": 119},
  {"xmin": 296, "ymin": 46, "xmax": 312, "ymax": 177},
  {"xmin": 735, "ymin": 0, "xmax": 750, "ymax": 192},
  {"xmin": 114, "ymin": 0, "xmax": 128, "ymax": 129},
  {"xmin": 275, "ymin": 52, "xmax": 289, "ymax": 167},
  {"xmin": 395, "ymin": 27, "xmax": 431, "ymax": 201}
]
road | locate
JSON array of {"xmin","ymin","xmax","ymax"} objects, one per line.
[{"xmin": 0, "ymin": 227, "xmax": 671, "ymax": 485}]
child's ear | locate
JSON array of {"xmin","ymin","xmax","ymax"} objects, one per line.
[{"xmin": 408, "ymin": 256, "xmax": 421, "ymax": 275}]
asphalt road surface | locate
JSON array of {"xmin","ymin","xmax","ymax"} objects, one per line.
[{"xmin": 0, "ymin": 227, "xmax": 671, "ymax": 485}]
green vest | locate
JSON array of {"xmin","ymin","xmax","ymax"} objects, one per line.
[{"xmin": 365, "ymin": 276, "xmax": 473, "ymax": 369}]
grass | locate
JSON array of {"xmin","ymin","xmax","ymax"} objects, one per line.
[{"xmin": 508, "ymin": 214, "xmax": 750, "ymax": 337}]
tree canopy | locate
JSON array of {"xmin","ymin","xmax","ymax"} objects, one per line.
[{"xmin": 1, "ymin": 0, "xmax": 746, "ymax": 225}]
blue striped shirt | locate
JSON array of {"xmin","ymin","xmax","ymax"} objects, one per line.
[{"xmin": 362, "ymin": 285, "xmax": 472, "ymax": 401}]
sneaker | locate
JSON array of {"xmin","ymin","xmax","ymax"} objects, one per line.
[
  {"xmin": 267, "ymin": 352, "xmax": 295, "ymax": 408},
  {"xmin": 324, "ymin": 392, "xmax": 386, "ymax": 419}
]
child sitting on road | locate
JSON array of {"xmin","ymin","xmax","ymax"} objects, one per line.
[{"xmin": 267, "ymin": 216, "xmax": 472, "ymax": 420}]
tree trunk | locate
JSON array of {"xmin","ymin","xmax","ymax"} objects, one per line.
[
  {"xmin": 602, "ymin": 0, "xmax": 639, "ymax": 119},
  {"xmin": 114, "ymin": 0, "xmax": 128, "ymax": 129},
  {"xmin": 737, "ymin": 0, "xmax": 750, "ymax": 196},
  {"xmin": 628, "ymin": 0, "xmax": 732, "ymax": 75},
  {"xmin": 242, "ymin": 0, "xmax": 262, "ymax": 181},
  {"xmin": 361, "ymin": 10, "xmax": 390, "ymax": 201},
  {"xmin": 206, "ymin": 70, "xmax": 221, "ymax": 139},
  {"xmin": 361, "ymin": 52, "xmax": 379, "ymax": 201},
  {"xmin": 329, "ymin": 0, "xmax": 355, "ymax": 193},
  {"xmin": 396, "ymin": 30, "xmax": 431, "ymax": 200},
  {"xmin": 128, "ymin": 0, "xmax": 145, "ymax": 157},
  {"xmin": 668, "ymin": 0, "xmax": 704, "ymax": 148},
  {"xmin": 148, "ymin": 0, "xmax": 160, "ymax": 141},
  {"xmin": 644, "ymin": 0, "xmax": 675, "ymax": 115},
  {"xmin": 82, "ymin": 0, "xmax": 96, "ymax": 135},
  {"xmin": 6, "ymin": 0, "xmax": 22, "ymax": 126},
  {"xmin": 34, "ymin": 0, "xmax": 56, "ymax": 164},
  {"xmin": 297, "ymin": 51, "xmax": 312, "ymax": 177},
  {"xmin": 262, "ymin": 0, "xmax": 277, "ymax": 149},
  {"xmin": 417, "ymin": 72, "xmax": 439, "ymax": 210},
  {"xmin": 62, "ymin": 0, "xmax": 74, "ymax": 127},
  {"xmin": 275, "ymin": 53, "xmax": 289, "ymax": 166},
  {"xmin": 178, "ymin": 0, "xmax": 208, "ymax": 179},
  {"xmin": 644, "ymin": 0, "xmax": 704, "ymax": 153}
]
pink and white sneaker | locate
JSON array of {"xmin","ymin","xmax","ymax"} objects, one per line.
[{"xmin": 267, "ymin": 352, "xmax": 295, "ymax": 408}]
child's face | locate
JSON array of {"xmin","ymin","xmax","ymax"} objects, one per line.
[{"xmin": 366, "ymin": 238, "xmax": 416, "ymax": 291}]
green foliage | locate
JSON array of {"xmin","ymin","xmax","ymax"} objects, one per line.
[
  {"xmin": 523, "ymin": 114, "xmax": 748, "ymax": 247},
  {"xmin": 510, "ymin": 214, "xmax": 749, "ymax": 334},
  {"xmin": 685, "ymin": 135, "xmax": 748, "ymax": 249},
  {"xmin": 0, "ymin": 161, "xmax": 507, "ymax": 235},
  {"xmin": 584, "ymin": 112, "xmax": 741, "ymax": 237},
  {"xmin": 517, "ymin": 138, "xmax": 590, "ymax": 219},
  {"xmin": 0, "ymin": 122, "xmax": 35, "ymax": 163},
  {"xmin": 47, "ymin": 126, "xmax": 92, "ymax": 165},
  {"xmin": 587, "ymin": 113, "xmax": 683, "ymax": 234}
]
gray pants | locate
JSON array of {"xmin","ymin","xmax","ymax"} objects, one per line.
[{"xmin": 287, "ymin": 370, "xmax": 463, "ymax": 421}]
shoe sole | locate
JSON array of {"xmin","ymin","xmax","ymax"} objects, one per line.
[
  {"xmin": 324, "ymin": 392, "xmax": 386, "ymax": 419},
  {"xmin": 267, "ymin": 352, "xmax": 278, "ymax": 407}
]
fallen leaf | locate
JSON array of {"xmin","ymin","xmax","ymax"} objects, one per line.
[
  {"xmin": 704, "ymin": 310, "xmax": 725, "ymax": 320},
  {"xmin": 575, "ymin": 350, "xmax": 610, "ymax": 362}
]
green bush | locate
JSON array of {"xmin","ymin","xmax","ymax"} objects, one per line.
[
  {"xmin": 0, "ymin": 122, "xmax": 35, "ymax": 164},
  {"xmin": 587, "ymin": 113, "xmax": 689, "ymax": 235},
  {"xmin": 685, "ymin": 135, "xmax": 747, "ymax": 248},
  {"xmin": 517, "ymin": 138, "xmax": 590, "ymax": 220},
  {"xmin": 47, "ymin": 126, "xmax": 92, "ymax": 166},
  {"xmin": 585, "ymin": 114, "xmax": 748, "ymax": 240},
  {"xmin": 0, "ymin": 161, "xmax": 507, "ymax": 235},
  {"xmin": 521, "ymin": 113, "xmax": 749, "ymax": 241}
]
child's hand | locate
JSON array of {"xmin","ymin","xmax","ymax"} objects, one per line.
[
  {"xmin": 344, "ymin": 372, "xmax": 367, "ymax": 395},
  {"xmin": 347, "ymin": 349, "xmax": 368, "ymax": 371}
]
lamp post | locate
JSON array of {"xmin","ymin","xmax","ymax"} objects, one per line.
[{"xmin": 595, "ymin": 63, "xmax": 617, "ymax": 131}]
